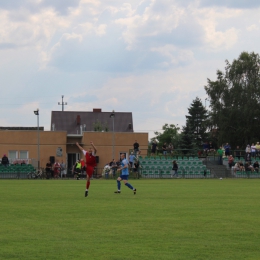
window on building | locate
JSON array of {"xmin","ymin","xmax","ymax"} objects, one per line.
[
  {"xmin": 9, "ymin": 151, "xmax": 18, "ymax": 160},
  {"xmin": 20, "ymin": 151, "xmax": 28, "ymax": 159}
]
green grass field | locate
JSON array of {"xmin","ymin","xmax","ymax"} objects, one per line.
[{"xmin": 0, "ymin": 179, "xmax": 260, "ymax": 260}]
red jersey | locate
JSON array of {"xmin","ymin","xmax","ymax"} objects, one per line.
[{"xmin": 84, "ymin": 151, "xmax": 97, "ymax": 167}]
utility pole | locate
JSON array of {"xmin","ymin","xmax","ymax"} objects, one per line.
[
  {"xmin": 34, "ymin": 109, "xmax": 40, "ymax": 171},
  {"xmin": 58, "ymin": 95, "xmax": 67, "ymax": 111},
  {"xmin": 110, "ymin": 110, "xmax": 115, "ymax": 159}
]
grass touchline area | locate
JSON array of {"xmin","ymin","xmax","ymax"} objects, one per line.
[{"xmin": 0, "ymin": 179, "xmax": 260, "ymax": 260}]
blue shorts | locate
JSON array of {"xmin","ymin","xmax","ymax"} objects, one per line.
[{"xmin": 120, "ymin": 174, "xmax": 129, "ymax": 180}]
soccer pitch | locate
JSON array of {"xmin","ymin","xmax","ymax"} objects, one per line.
[{"xmin": 1, "ymin": 179, "xmax": 260, "ymax": 260}]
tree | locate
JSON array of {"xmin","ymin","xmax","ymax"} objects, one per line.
[
  {"xmin": 151, "ymin": 123, "xmax": 180, "ymax": 149},
  {"xmin": 184, "ymin": 97, "xmax": 209, "ymax": 148},
  {"xmin": 205, "ymin": 51, "xmax": 260, "ymax": 147},
  {"xmin": 93, "ymin": 120, "xmax": 109, "ymax": 132},
  {"xmin": 179, "ymin": 123, "xmax": 197, "ymax": 152}
]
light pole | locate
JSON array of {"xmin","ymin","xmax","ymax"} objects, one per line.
[
  {"xmin": 110, "ymin": 110, "xmax": 115, "ymax": 159},
  {"xmin": 34, "ymin": 109, "xmax": 40, "ymax": 171}
]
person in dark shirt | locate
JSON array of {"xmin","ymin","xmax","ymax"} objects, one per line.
[
  {"xmin": 253, "ymin": 161, "xmax": 259, "ymax": 172},
  {"xmin": 133, "ymin": 140, "xmax": 139, "ymax": 155},
  {"xmin": 45, "ymin": 161, "xmax": 52, "ymax": 179},
  {"xmin": 133, "ymin": 159, "xmax": 140, "ymax": 179},
  {"xmin": 224, "ymin": 143, "xmax": 231, "ymax": 156},
  {"xmin": 235, "ymin": 146, "xmax": 241, "ymax": 160},
  {"xmin": 202, "ymin": 142, "xmax": 209, "ymax": 155},
  {"xmin": 162, "ymin": 142, "xmax": 167, "ymax": 156},
  {"xmin": 1, "ymin": 154, "xmax": 9, "ymax": 167},
  {"xmin": 171, "ymin": 160, "xmax": 179, "ymax": 178},
  {"xmin": 151, "ymin": 141, "xmax": 158, "ymax": 156}
]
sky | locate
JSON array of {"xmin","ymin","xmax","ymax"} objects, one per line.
[{"xmin": 0, "ymin": 0, "xmax": 260, "ymax": 139}]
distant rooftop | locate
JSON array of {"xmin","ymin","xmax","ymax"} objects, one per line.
[
  {"xmin": 0, "ymin": 127, "xmax": 44, "ymax": 131},
  {"xmin": 51, "ymin": 109, "xmax": 133, "ymax": 134}
]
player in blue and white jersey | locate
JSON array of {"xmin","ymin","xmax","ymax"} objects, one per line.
[{"xmin": 114, "ymin": 153, "xmax": 136, "ymax": 194}]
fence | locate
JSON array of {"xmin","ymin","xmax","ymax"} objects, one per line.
[
  {"xmin": 1, "ymin": 152, "xmax": 260, "ymax": 179},
  {"xmin": 130, "ymin": 148, "xmax": 257, "ymax": 159}
]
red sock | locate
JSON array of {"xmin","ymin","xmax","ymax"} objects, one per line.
[{"xmin": 86, "ymin": 181, "xmax": 90, "ymax": 189}]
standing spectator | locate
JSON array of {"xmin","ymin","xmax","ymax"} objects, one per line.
[
  {"xmin": 110, "ymin": 159, "xmax": 118, "ymax": 179},
  {"xmin": 129, "ymin": 152, "xmax": 136, "ymax": 169},
  {"xmin": 217, "ymin": 146, "xmax": 223, "ymax": 165},
  {"xmin": 251, "ymin": 143, "xmax": 256, "ymax": 159},
  {"xmin": 151, "ymin": 140, "xmax": 158, "ymax": 156},
  {"xmin": 1, "ymin": 154, "xmax": 9, "ymax": 167},
  {"xmin": 228, "ymin": 155, "xmax": 234, "ymax": 169},
  {"xmin": 235, "ymin": 146, "xmax": 241, "ymax": 160},
  {"xmin": 167, "ymin": 143, "xmax": 173, "ymax": 154},
  {"xmin": 133, "ymin": 140, "xmax": 139, "ymax": 155},
  {"xmin": 133, "ymin": 159, "xmax": 140, "ymax": 179},
  {"xmin": 245, "ymin": 144, "xmax": 251, "ymax": 154},
  {"xmin": 162, "ymin": 142, "xmax": 167, "ymax": 156},
  {"xmin": 103, "ymin": 163, "xmax": 110, "ymax": 179},
  {"xmin": 53, "ymin": 160, "xmax": 61, "ymax": 179},
  {"xmin": 245, "ymin": 145, "xmax": 251, "ymax": 163},
  {"xmin": 171, "ymin": 160, "xmax": 179, "ymax": 178},
  {"xmin": 45, "ymin": 160, "xmax": 52, "ymax": 179},
  {"xmin": 224, "ymin": 143, "xmax": 231, "ymax": 157},
  {"xmin": 255, "ymin": 142, "xmax": 260, "ymax": 156},
  {"xmin": 60, "ymin": 160, "xmax": 66, "ymax": 178}
]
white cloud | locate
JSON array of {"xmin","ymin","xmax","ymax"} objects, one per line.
[
  {"xmin": 196, "ymin": 7, "xmax": 240, "ymax": 50},
  {"xmin": 0, "ymin": 0, "xmax": 260, "ymax": 140},
  {"xmin": 247, "ymin": 24, "xmax": 258, "ymax": 31},
  {"xmin": 114, "ymin": 1, "xmax": 184, "ymax": 50},
  {"xmin": 150, "ymin": 44, "xmax": 194, "ymax": 66}
]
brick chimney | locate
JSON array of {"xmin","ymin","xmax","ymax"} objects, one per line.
[
  {"xmin": 76, "ymin": 115, "xmax": 81, "ymax": 125},
  {"xmin": 93, "ymin": 108, "xmax": 102, "ymax": 112}
]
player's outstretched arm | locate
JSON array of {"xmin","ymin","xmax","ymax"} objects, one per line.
[
  {"xmin": 90, "ymin": 141, "xmax": 97, "ymax": 153},
  {"xmin": 76, "ymin": 142, "xmax": 84, "ymax": 151}
]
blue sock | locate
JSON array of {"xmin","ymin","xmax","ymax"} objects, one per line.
[
  {"xmin": 125, "ymin": 182, "xmax": 134, "ymax": 190},
  {"xmin": 117, "ymin": 180, "xmax": 121, "ymax": 190}
]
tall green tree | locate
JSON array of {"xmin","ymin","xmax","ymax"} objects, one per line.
[
  {"xmin": 179, "ymin": 122, "xmax": 197, "ymax": 151},
  {"xmin": 151, "ymin": 123, "xmax": 180, "ymax": 148},
  {"xmin": 184, "ymin": 97, "xmax": 209, "ymax": 148},
  {"xmin": 205, "ymin": 51, "xmax": 260, "ymax": 147}
]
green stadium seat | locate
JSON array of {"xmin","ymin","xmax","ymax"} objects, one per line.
[
  {"xmin": 142, "ymin": 170, "xmax": 148, "ymax": 177},
  {"xmin": 153, "ymin": 169, "xmax": 160, "ymax": 177}
]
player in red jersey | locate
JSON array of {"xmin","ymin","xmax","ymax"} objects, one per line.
[{"xmin": 76, "ymin": 142, "xmax": 97, "ymax": 197}]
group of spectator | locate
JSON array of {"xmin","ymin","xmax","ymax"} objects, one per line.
[
  {"xmin": 45, "ymin": 160, "xmax": 66, "ymax": 179},
  {"xmin": 202, "ymin": 142, "xmax": 216, "ymax": 155},
  {"xmin": 150, "ymin": 140, "xmax": 174, "ymax": 156},
  {"xmin": 1, "ymin": 154, "xmax": 29, "ymax": 167},
  {"xmin": 217, "ymin": 142, "xmax": 260, "ymax": 174},
  {"xmin": 103, "ymin": 140, "xmax": 142, "ymax": 179},
  {"xmin": 103, "ymin": 159, "xmax": 120, "ymax": 179},
  {"xmin": 228, "ymin": 154, "xmax": 260, "ymax": 174},
  {"xmin": 103, "ymin": 153, "xmax": 140, "ymax": 179}
]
